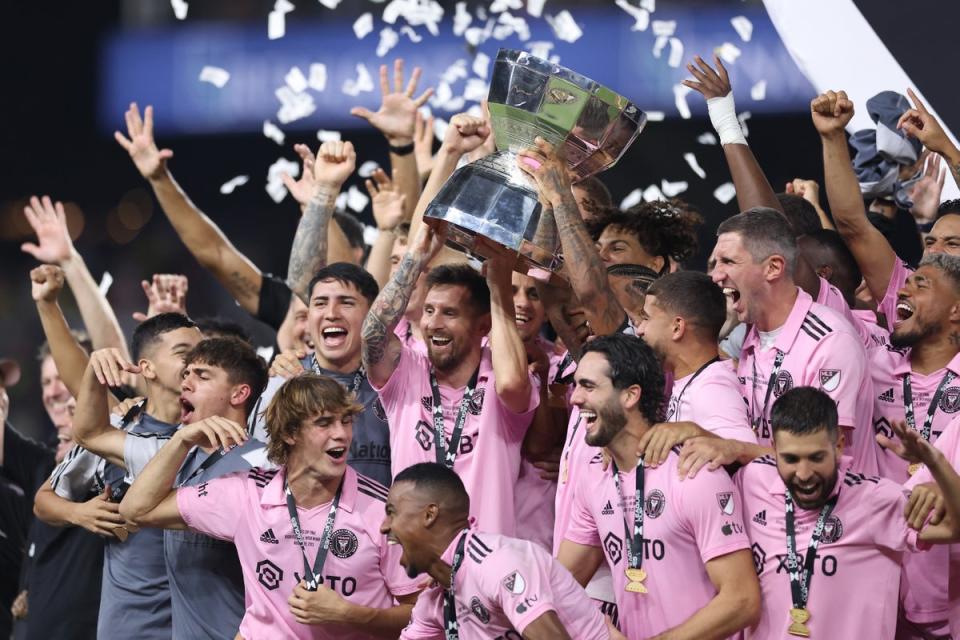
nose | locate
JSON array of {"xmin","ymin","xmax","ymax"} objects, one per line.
[
  {"xmin": 324, "ymin": 302, "xmax": 342, "ymax": 319},
  {"xmin": 597, "ymin": 244, "xmax": 612, "ymax": 264},
  {"xmin": 794, "ymin": 462, "xmax": 815, "ymax": 483},
  {"xmin": 710, "ymin": 266, "xmax": 724, "ymax": 284},
  {"xmin": 570, "ymin": 385, "xmax": 585, "ymax": 407},
  {"xmin": 379, "ymin": 515, "xmax": 391, "ymax": 535}
]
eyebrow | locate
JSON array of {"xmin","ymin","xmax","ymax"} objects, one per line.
[{"xmin": 171, "ymin": 342, "xmax": 194, "ymax": 352}]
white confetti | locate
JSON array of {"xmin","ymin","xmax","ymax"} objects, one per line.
[
  {"xmin": 489, "ymin": 0, "xmax": 522, "ymax": 12},
  {"xmin": 275, "ymin": 86, "xmax": 316, "ymax": 123},
  {"xmin": 527, "ymin": 41, "xmax": 554, "ymax": 61},
  {"xmin": 697, "ymin": 132, "xmax": 717, "ymax": 145},
  {"xmin": 342, "ymin": 63, "xmax": 374, "ymax": 97},
  {"xmin": 274, "ymin": 0, "xmax": 295, "ymax": 14},
  {"xmin": 346, "ymin": 186, "xmax": 370, "ymax": 213},
  {"xmin": 316, "ymin": 129, "xmax": 342, "ymax": 142},
  {"xmin": 620, "ymin": 188, "xmax": 643, "ymax": 209},
  {"xmin": 98, "ymin": 271, "xmax": 113, "ymax": 296},
  {"xmin": 266, "ymin": 157, "xmax": 299, "ymax": 203},
  {"xmin": 639, "ymin": 0, "xmax": 655, "ymax": 10},
  {"xmin": 643, "ymin": 184, "xmax": 664, "ymax": 202},
  {"xmin": 652, "ymin": 35, "xmax": 668, "ymax": 59},
  {"xmin": 527, "ymin": 0, "xmax": 546, "ymax": 18},
  {"xmin": 171, "ymin": 0, "xmax": 188, "ymax": 20},
  {"xmin": 363, "ymin": 225, "xmax": 380, "ymax": 246},
  {"xmin": 615, "ymin": 0, "xmax": 649, "ymax": 32},
  {"xmin": 713, "ymin": 182, "xmax": 737, "ymax": 204},
  {"xmin": 494, "ymin": 12, "xmax": 530, "ymax": 41},
  {"xmin": 661, "ymin": 179, "xmax": 688, "ymax": 197},
  {"xmin": 667, "ymin": 37, "xmax": 684, "ymax": 68},
  {"xmin": 220, "ymin": 175, "xmax": 250, "ymax": 194},
  {"xmin": 750, "ymin": 81, "xmax": 767, "ymax": 102},
  {"xmin": 285, "ymin": 66, "xmax": 308, "ymax": 93},
  {"xmin": 683, "ymin": 152, "xmax": 706, "ymax": 178},
  {"xmin": 464, "ymin": 78, "xmax": 488, "ymax": 102},
  {"xmin": 353, "ymin": 12, "xmax": 374, "ymax": 39},
  {"xmin": 308, "ymin": 63, "xmax": 327, "ymax": 91},
  {"xmin": 545, "ymin": 10, "xmax": 582, "ymax": 43},
  {"xmin": 453, "ymin": 2, "xmax": 472, "ymax": 36},
  {"xmin": 673, "ymin": 84, "xmax": 693, "ymax": 119},
  {"xmin": 382, "ymin": 0, "xmax": 444, "ymax": 36},
  {"xmin": 263, "ymin": 120, "xmax": 286, "ymax": 145},
  {"xmin": 473, "ymin": 52, "xmax": 490, "ymax": 78},
  {"xmin": 730, "ymin": 15, "xmax": 753, "ymax": 42},
  {"xmin": 715, "ymin": 42, "xmax": 741, "ymax": 64},
  {"xmin": 266, "ymin": 181, "xmax": 288, "ymax": 203},
  {"xmin": 377, "ymin": 27, "xmax": 399, "ymax": 57},
  {"xmin": 441, "ymin": 59, "xmax": 468, "ymax": 84},
  {"xmin": 433, "ymin": 117, "xmax": 449, "ymax": 141},
  {"xmin": 267, "ymin": 10, "xmax": 285, "ymax": 40},
  {"xmin": 646, "ymin": 111, "xmax": 665, "ymax": 121},
  {"xmin": 318, "ymin": 0, "xmax": 342, "ymax": 8},
  {"xmin": 199, "ymin": 66, "xmax": 230, "ymax": 88},
  {"xmin": 358, "ymin": 161, "xmax": 380, "ymax": 178},
  {"xmin": 738, "ymin": 111, "xmax": 751, "ymax": 138},
  {"xmin": 651, "ymin": 19, "xmax": 676, "ymax": 36},
  {"xmin": 399, "ymin": 26, "xmax": 422, "ymax": 42}
]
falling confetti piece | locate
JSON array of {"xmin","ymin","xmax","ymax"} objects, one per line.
[
  {"xmin": 620, "ymin": 188, "xmax": 643, "ymax": 209},
  {"xmin": 346, "ymin": 186, "xmax": 370, "ymax": 212},
  {"xmin": 697, "ymin": 132, "xmax": 717, "ymax": 145},
  {"xmin": 730, "ymin": 15, "xmax": 753, "ymax": 42},
  {"xmin": 308, "ymin": 63, "xmax": 327, "ymax": 91},
  {"xmin": 199, "ymin": 66, "xmax": 230, "ymax": 88},
  {"xmin": 684, "ymin": 152, "xmax": 706, "ymax": 178},
  {"xmin": 545, "ymin": 10, "xmax": 582, "ymax": 43},
  {"xmin": 715, "ymin": 42, "xmax": 741, "ymax": 64},
  {"xmin": 472, "ymin": 52, "xmax": 490, "ymax": 78},
  {"xmin": 615, "ymin": 0, "xmax": 649, "ymax": 32},
  {"xmin": 353, "ymin": 12, "xmax": 373, "ymax": 39},
  {"xmin": 358, "ymin": 161, "xmax": 380, "ymax": 178},
  {"xmin": 220, "ymin": 175, "xmax": 250, "ymax": 194},
  {"xmin": 667, "ymin": 37, "xmax": 684, "ymax": 68},
  {"xmin": 171, "ymin": 0, "xmax": 188, "ymax": 20},
  {"xmin": 643, "ymin": 184, "xmax": 664, "ymax": 202},
  {"xmin": 285, "ymin": 66, "xmax": 308, "ymax": 93},
  {"xmin": 342, "ymin": 63, "xmax": 374, "ymax": 96},
  {"xmin": 267, "ymin": 10, "xmax": 285, "ymax": 39},
  {"xmin": 750, "ymin": 81, "xmax": 767, "ymax": 101},
  {"xmin": 263, "ymin": 120, "xmax": 285, "ymax": 145},
  {"xmin": 98, "ymin": 272, "xmax": 114, "ymax": 296},
  {"xmin": 377, "ymin": 27, "xmax": 399, "ymax": 57},
  {"xmin": 651, "ymin": 19, "xmax": 675, "ymax": 36},
  {"xmin": 646, "ymin": 111, "xmax": 665, "ymax": 121},
  {"xmin": 661, "ymin": 179, "xmax": 688, "ymax": 197},
  {"xmin": 527, "ymin": 0, "xmax": 546, "ymax": 18},
  {"xmin": 317, "ymin": 129, "xmax": 342, "ymax": 142},
  {"xmin": 713, "ymin": 182, "xmax": 737, "ymax": 204},
  {"xmin": 673, "ymin": 84, "xmax": 693, "ymax": 119}
]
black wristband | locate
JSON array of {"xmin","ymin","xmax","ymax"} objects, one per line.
[{"xmin": 388, "ymin": 141, "xmax": 415, "ymax": 156}]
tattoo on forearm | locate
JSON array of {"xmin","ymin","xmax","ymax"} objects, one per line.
[
  {"xmin": 533, "ymin": 205, "xmax": 559, "ymax": 255},
  {"xmin": 230, "ymin": 271, "xmax": 260, "ymax": 299},
  {"xmin": 287, "ymin": 188, "xmax": 337, "ymax": 302},
  {"xmin": 362, "ymin": 253, "xmax": 422, "ymax": 367}
]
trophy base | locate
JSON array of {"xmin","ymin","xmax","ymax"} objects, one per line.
[{"xmin": 424, "ymin": 151, "xmax": 566, "ymax": 286}]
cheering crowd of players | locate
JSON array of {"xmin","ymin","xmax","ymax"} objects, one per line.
[{"xmin": 7, "ymin": 54, "xmax": 960, "ymax": 639}]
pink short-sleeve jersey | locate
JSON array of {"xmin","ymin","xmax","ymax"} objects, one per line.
[
  {"xmin": 738, "ymin": 289, "xmax": 879, "ymax": 475},
  {"xmin": 373, "ymin": 345, "xmax": 539, "ymax": 536},
  {"xmin": 395, "ymin": 318, "xmax": 428, "ymax": 355},
  {"xmin": 177, "ymin": 466, "xmax": 420, "ymax": 640},
  {"xmin": 816, "ymin": 276, "xmax": 883, "ymax": 350},
  {"xmin": 563, "ymin": 449, "xmax": 750, "ymax": 639},
  {"xmin": 736, "ymin": 456, "xmax": 921, "ymax": 640},
  {"xmin": 667, "ymin": 359, "xmax": 758, "ymax": 443},
  {"xmin": 878, "ymin": 259, "xmax": 913, "ymax": 333},
  {"xmin": 400, "ymin": 530, "xmax": 607, "ymax": 640}
]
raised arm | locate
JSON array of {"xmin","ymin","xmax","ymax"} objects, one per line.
[
  {"xmin": 485, "ymin": 257, "xmax": 533, "ymax": 413},
  {"xmin": 131, "ymin": 274, "xmax": 188, "ymax": 322},
  {"xmin": 72, "ymin": 349, "xmax": 141, "ymax": 468},
  {"xmin": 285, "ymin": 140, "xmax": 356, "ymax": 303},
  {"xmin": 786, "ymin": 179, "xmax": 834, "ymax": 230},
  {"xmin": 812, "ymin": 90, "xmax": 899, "ymax": 302},
  {"xmin": 518, "ymin": 138, "xmax": 627, "ymax": 336},
  {"xmin": 362, "ymin": 224, "xmax": 446, "ymax": 387},
  {"xmin": 364, "ymin": 168, "xmax": 408, "ymax": 289},
  {"xmin": 30, "ymin": 265, "xmax": 90, "ymax": 400},
  {"xmin": 22, "ymin": 196, "xmax": 129, "ymax": 357},
  {"xmin": 899, "ymin": 88, "xmax": 960, "ymax": 192},
  {"xmin": 350, "ymin": 58, "xmax": 433, "ymax": 221}
]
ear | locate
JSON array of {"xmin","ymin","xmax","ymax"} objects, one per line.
[
  {"xmin": 765, "ymin": 255, "xmax": 787, "ymax": 282},
  {"xmin": 836, "ymin": 429, "xmax": 847, "ymax": 456},
  {"xmin": 423, "ymin": 503, "xmax": 440, "ymax": 528},
  {"xmin": 948, "ymin": 301, "xmax": 960, "ymax": 325},
  {"xmin": 230, "ymin": 383, "xmax": 252, "ymax": 410},
  {"xmin": 477, "ymin": 312, "xmax": 492, "ymax": 336},
  {"xmin": 139, "ymin": 358, "xmax": 157, "ymax": 381},
  {"xmin": 650, "ymin": 255, "xmax": 666, "ymax": 274},
  {"xmin": 672, "ymin": 315, "xmax": 686, "ymax": 342},
  {"xmin": 621, "ymin": 384, "xmax": 642, "ymax": 411}
]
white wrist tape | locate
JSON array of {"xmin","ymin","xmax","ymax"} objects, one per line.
[{"xmin": 707, "ymin": 92, "xmax": 747, "ymax": 146}]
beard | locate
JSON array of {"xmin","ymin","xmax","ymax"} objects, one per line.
[
  {"xmin": 891, "ymin": 318, "xmax": 937, "ymax": 349},
  {"xmin": 427, "ymin": 338, "xmax": 467, "ymax": 373},
  {"xmin": 785, "ymin": 465, "xmax": 840, "ymax": 511},
  {"xmin": 584, "ymin": 401, "xmax": 628, "ymax": 447}
]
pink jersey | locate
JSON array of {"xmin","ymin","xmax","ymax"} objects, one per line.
[
  {"xmin": 395, "ymin": 318, "xmax": 428, "ymax": 355},
  {"xmin": 176, "ymin": 466, "xmax": 420, "ymax": 640},
  {"xmin": 852, "ymin": 309, "xmax": 890, "ymax": 349},
  {"xmin": 737, "ymin": 289, "xmax": 879, "ymax": 475},
  {"xmin": 554, "ymin": 408, "xmax": 587, "ymax": 556},
  {"xmin": 736, "ymin": 455, "xmax": 923, "ymax": 640},
  {"xmin": 374, "ymin": 345, "xmax": 539, "ymax": 536},
  {"xmin": 564, "ymin": 449, "xmax": 751, "ymax": 639},
  {"xmin": 400, "ymin": 530, "xmax": 607, "ymax": 640},
  {"xmin": 666, "ymin": 359, "xmax": 758, "ymax": 443},
  {"xmin": 878, "ymin": 259, "xmax": 913, "ymax": 333},
  {"xmin": 816, "ymin": 276, "xmax": 880, "ymax": 350}
]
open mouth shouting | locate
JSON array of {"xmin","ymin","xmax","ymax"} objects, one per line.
[
  {"xmin": 428, "ymin": 333, "xmax": 453, "ymax": 349},
  {"xmin": 320, "ymin": 325, "xmax": 349, "ymax": 349},
  {"xmin": 895, "ymin": 298, "xmax": 915, "ymax": 326},
  {"xmin": 180, "ymin": 397, "xmax": 196, "ymax": 423},
  {"xmin": 326, "ymin": 445, "xmax": 347, "ymax": 463}
]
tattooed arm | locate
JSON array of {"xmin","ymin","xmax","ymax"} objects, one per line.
[
  {"xmin": 363, "ymin": 224, "xmax": 448, "ymax": 388},
  {"xmin": 532, "ymin": 205, "xmax": 585, "ymax": 360},
  {"xmin": 518, "ymin": 138, "xmax": 627, "ymax": 336}
]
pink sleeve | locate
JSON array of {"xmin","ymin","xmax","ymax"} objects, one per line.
[
  {"xmin": 496, "ymin": 371, "xmax": 541, "ymax": 439},
  {"xmin": 805, "ymin": 332, "xmax": 866, "ymax": 429},
  {"xmin": 818, "ymin": 278, "xmax": 875, "ymax": 349},
  {"xmin": 484, "ymin": 547, "xmax": 558, "ymax": 634},
  {"xmin": 398, "ymin": 588, "xmax": 444, "ymax": 640},
  {"xmin": 878, "ymin": 261, "xmax": 911, "ymax": 333},
  {"xmin": 694, "ymin": 378, "xmax": 757, "ymax": 444},
  {"xmin": 373, "ymin": 345, "xmax": 421, "ymax": 410},
  {"xmin": 869, "ymin": 479, "xmax": 922, "ymax": 553},
  {"xmin": 678, "ymin": 469, "xmax": 751, "ymax": 563},
  {"xmin": 176, "ymin": 472, "xmax": 247, "ymax": 541},
  {"xmin": 562, "ymin": 472, "xmax": 602, "ymax": 548}
]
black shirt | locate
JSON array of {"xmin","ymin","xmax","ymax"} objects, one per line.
[{"xmin": 257, "ymin": 273, "xmax": 294, "ymax": 331}]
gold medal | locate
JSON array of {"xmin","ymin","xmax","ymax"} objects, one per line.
[
  {"xmin": 908, "ymin": 462, "xmax": 921, "ymax": 476},
  {"xmin": 788, "ymin": 607, "xmax": 811, "ymax": 637},
  {"xmin": 624, "ymin": 567, "xmax": 647, "ymax": 593}
]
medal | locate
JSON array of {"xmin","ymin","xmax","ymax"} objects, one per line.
[
  {"xmin": 788, "ymin": 608, "xmax": 811, "ymax": 637},
  {"xmin": 612, "ymin": 458, "xmax": 647, "ymax": 596},
  {"xmin": 908, "ymin": 462, "xmax": 921, "ymax": 476},
  {"xmin": 901, "ymin": 371, "xmax": 956, "ymax": 475},
  {"xmin": 624, "ymin": 567, "xmax": 647, "ymax": 593}
]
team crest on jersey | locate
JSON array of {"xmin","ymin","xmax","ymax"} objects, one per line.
[
  {"xmin": 602, "ymin": 532, "xmax": 623, "ymax": 565},
  {"xmin": 822, "ymin": 516, "xmax": 843, "ymax": 543},
  {"xmin": 940, "ymin": 388, "xmax": 960, "ymax": 414},
  {"xmin": 716, "ymin": 492, "xmax": 735, "ymax": 515},
  {"xmin": 645, "ymin": 489, "xmax": 666, "ymax": 519},
  {"xmin": 502, "ymin": 571, "xmax": 526, "ymax": 595},
  {"xmin": 330, "ymin": 529, "xmax": 358, "ymax": 558},
  {"xmin": 819, "ymin": 369, "xmax": 841, "ymax": 392},
  {"xmin": 470, "ymin": 596, "xmax": 491, "ymax": 624},
  {"xmin": 773, "ymin": 371, "xmax": 794, "ymax": 397},
  {"xmin": 468, "ymin": 388, "xmax": 486, "ymax": 415}
]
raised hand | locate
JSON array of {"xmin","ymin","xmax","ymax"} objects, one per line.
[
  {"xmin": 785, "ymin": 178, "xmax": 821, "ymax": 206},
  {"xmin": 365, "ymin": 168, "xmax": 407, "ymax": 231},
  {"xmin": 132, "ymin": 274, "xmax": 189, "ymax": 322},
  {"xmin": 409, "ymin": 220, "xmax": 448, "ymax": 264},
  {"xmin": 21, "ymin": 196, "xmax": 73, "ymax": 264},
  {"xmin": 810, "ymin": 90, "xmax": 855, "ymax": 138},
  {"xmin": 113, "ymin": 103, "xmax": 173, "ymax": 180},
  {"xmin": 465, "ymin": 99, "xmax": 498, "ymax": 163},
  {"xmin": 516, "ymin": 136, "xmax": 572, "ymax": 207},
  {"xmin": 269, "ymin": 349, "xmax": 307, "ymax": 380},
  {"xmin": 30, "ymin": 264, "xmax": 65, "ymax": 303},
  {"xmin": 177, "ymin": 415, "xmax": 248, "ymax": 450},
  {"xmin": 898, "ymin": 88, "xmax": 956, "ymax": 157},
  {"xmin": 88, "ymin": 348, "xmax": 141, "ymax": 388},
  {"xmin": 440, "ymin": 113, "xmax": 492, "ymax": 157},
  {"xmin": 908, "ymin": 154, "xmax": 947, "ymax": 224},
  {"xmin": 350, "ymin": 59, "xmax": 433, "ymax": 144},
  {"xmin": 682, "ymin": 54, "xmax": 732, "ymax": 100},
  {"xmin": 413, "ymin": 110, "xmax": 436, "ymax": 180},
  {"xmin": 876, "ymin": 420, "xmax": 938, "ymax": 466}
]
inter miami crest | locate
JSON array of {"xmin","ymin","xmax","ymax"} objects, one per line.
[
  {"xmin": 821, "ymin": 516, "xmax": 843, "ymax": 544},
  {"xmin": 330, "ymin": 529, "xmax": 358, "ymax": 558},
  {"xmin": 645, "ymin": 489, "xmax": 666, "ymax": 519},
  {"xmin": 773, "ymin": 371, "xmax": 794, "ymax": 397},
  {"xmin": 940, "ymin": 387, "xmax": 960, "ymax": 413}
]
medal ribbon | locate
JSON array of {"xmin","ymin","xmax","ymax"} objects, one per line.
[
  {"xmin": 612, "ymin": 458, "xmax": 645, "ymax": 571},
  {"xmin": 903, "ymin": 370, "xmax": 957, "ymax": 442},
  {"xmin": 429, "ymin": 367, "xmax": 480, "ymax": 468},
  {"xmin": 750, "ymin": 350, "xmax": 786, "ymax": 437},
  {"xmin": 443, "ymin": 531, "xmax": 470, "ymax": 640},
  {"xmin": 284, "ymin": 473, "xmax": 343, "ymax": 591},
  {"xmin": 671, "ymin": 357, "xmax": 721, "ymax": 421},
  {"xmin": 784, "ymin": 490, "xmax": 838, "ymax": 610}
]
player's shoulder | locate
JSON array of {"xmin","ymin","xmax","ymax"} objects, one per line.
[
  {"xmin": 840, "ymin": 468, "xmax": 892, "ymax": 495},
  {"xmin": 355, "ymin": 473, "xmax": 390, "ymax": 505},
  {"xmin": 805, "ymin": 302, "xmax": 864, "ymax": 347},
  {"xmin": 246, "ymin": 466, "xmax": 280, "ymax": 489},
  {"xmin": 740, "ymin": 454, "xmax": 779, "ymax": 479}
]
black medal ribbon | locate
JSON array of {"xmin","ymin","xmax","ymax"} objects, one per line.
[
  {"xmin": 750, "ymin": 349, "xmax": 786, "ymax": 438},
  {"xmin": 671, "ymin": 356, "xmax": 721, "ymax": 421},
  {"xmin": 443, "ymin": 531, "xmax": 470, "ymax": 640},
  {"xmin": 429, "ymin": 366, "xmax": 480, "ymax": 468},
  {"xmin": 311, "ymin": 354, "xmax": 365, "ymax": 395},
  {"xmin": 903, "ymin": 370, "xmax": 957, "ymax": 442},
  {"xmin": 784, "ymin": 490, "xmax": 838, "ymax": 611},
  {"xmin": 284, "ymin": 473, "xmax": 344, "ymax": 591},
  {"xmin": 612, "ymin": 458, "xmax": 645, "ymax": 571}
]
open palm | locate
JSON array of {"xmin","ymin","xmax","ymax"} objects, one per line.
[
  {"xmin": 114, "ymin": 103, "xmax": 173, "ymax": 180},
  {"xmin": 350, "ymin": 59, "xmax": 433, "ymax": 143},
  {"xmin": 22, "ymin": 195, "xmax": 73, "ymax": 264}
]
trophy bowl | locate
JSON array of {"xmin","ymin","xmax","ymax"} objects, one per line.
[{"xmin": 424, "ymin": 48, "xmax": 646, "ymax": 282}]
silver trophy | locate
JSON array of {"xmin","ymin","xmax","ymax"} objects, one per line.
[{"xmin": 424, "ymin": 48, "xmax": 646, "ymax": 282}]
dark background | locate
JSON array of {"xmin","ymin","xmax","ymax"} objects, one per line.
[{"xmin": 0, "ymin": 0, "xmax": 840, "ymax": 440}]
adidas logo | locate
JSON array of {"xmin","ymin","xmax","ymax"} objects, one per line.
[
  {"xmin": 878, "ymin": 388, "xmax": 895, "ymax": 403},
  {"xmin": 601, "ymin": 500, "xmax": 615, "ymax": 516},
  {"xmin": 259, "ymin": 528, "xmax": 279, "ymax": 544},
  {"xmin": 752, "ymin": 510, "xmax": 767, "ymax": 527}
]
